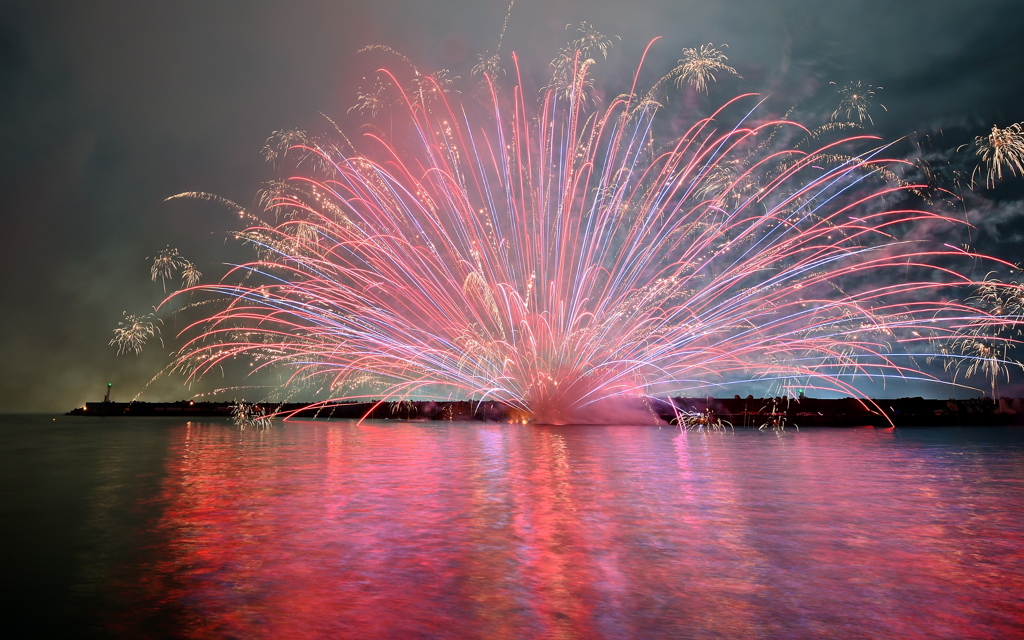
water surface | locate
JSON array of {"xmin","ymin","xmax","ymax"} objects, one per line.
[{"xmin": 2, "ymin": 416, "xmax": 1023, "ymax": 638}]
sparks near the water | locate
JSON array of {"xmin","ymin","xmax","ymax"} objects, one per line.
[{"xmin": 155, "ymin": 32, "xmax": 1023, "ymax": 424}]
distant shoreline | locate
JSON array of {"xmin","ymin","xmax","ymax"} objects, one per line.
[{"xmin": 66, "ymin": 396, "xmax": 1024, "ymax": 427}]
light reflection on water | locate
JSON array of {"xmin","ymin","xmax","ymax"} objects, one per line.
[{"xmin": 3, "ymin": 418, "xmax": 1024, "ymax": 638}]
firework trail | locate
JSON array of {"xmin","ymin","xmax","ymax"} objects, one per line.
[
  {"xmin": 472, "ymin": 1, "xmax": 516, "ymax": 80},
  {"xmin": 161, "ymin": 38, "xmax": 1022, "ymax": 424}
]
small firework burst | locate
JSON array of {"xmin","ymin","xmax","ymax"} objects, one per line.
[
  {"xmin": 546, "ymin": 23, "xmax": 615, "ymax": 105},
  {"xmin": 830, "ymin": 81, "xmax": 886, "ymax": 125},
  {"xmin": 673, "ymin": 43, "xmax": 740, "ymax": 93},
  {"xmin": 150, "ymin": 246, "xmax": 188, "ymax": 292},
  {"xmin": 692, "ymin": 156, "xmax": 759, "ymax": 207},
  {"xmin": 181, "ymin": 261, "xmax": 202, "ymax": 288},
  {"xmin": 974, "ymin": 123, "xmax": 1024, "ymax": 188},
  {"xmin": 231, "ymin": 400, "xmax": 272, "ymax": 429},
  {"xmin": 672, "ymin": 408, "xmax": 732, "ymax": 432},
  {"xmin": 944, "ymin": 272, "xmax": 1024, "ymax": 397},
  {"xmin": 547, "ymin": 47, "xmax": 597, "ymax": 104},
  {"xmin": 349, "ymin": 76, "xmax": 389, "ymax": 118},
  {"xmin": 569, "ymin": 21, "xmax": 617, "ymax": 60},
  {"xmin": 946, "ymin": 336, "xmax": 1011, "ymax": 399},
  {"xmin": 110, "ymin": 311, "xmax": 160, "ymax": 355},
  {"xmin": 261, "ymin": 129, "xmax": 310, "ymax": 164},
  {"xmin": 472, "ymin": 0, "xmax": 515, "ymax": 81},
  {"xmin": 472, "ymin": 52, "xmax": 504, "ymax": 79},
  {"xmin": 411, "ymin": 69, "xmax": 458, "ymax": 106}
]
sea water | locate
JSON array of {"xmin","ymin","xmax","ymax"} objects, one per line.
[{"xmin": 2, "ymin": 415, "xmax": 1023, "ymax": 639}]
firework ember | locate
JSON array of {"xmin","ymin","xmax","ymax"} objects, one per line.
[{"xmin": 157, "ymin": 37, "xmax": 1022, "ymax": 424}]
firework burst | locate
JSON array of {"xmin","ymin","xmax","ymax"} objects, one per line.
[
  {"xmin": 411, "ymin": 69, "xmax": 458, "ymax": 106},
  {"xmin": 546, "ymin": 23, "xmax": 616, "ymax": 105},
  {"xmin": 673, "ymin": 43, "xmax": 741, "ymax": 94},
  {"xmin": 973, "ymin": 122, "xmax": 1024, "ymax": 188},
  {"xmin": 155, "ymin": 37, "xmax": 1024, "ymax": 424},
  {"xmin": 349, "ymin": 76, "xmax": 390, "ymax": 118},
  {"xmin": 940, "ymin": 272, "xmax": 1024, "ymax": 397},
  {"xmin": 110, "ymin": 311, "xmax": 161, "ymax": 355},
  {"xmin": 569, "ymin": 21, "xmax": 618, "ymax": 60},
  {"xmin": 180, "ymin": 261, "xmax": 202, "ymax": 288},
  {"xmin": 231, "ymin": 400, "xmax": 271, "ymax": 429},
  {"xmin": 830, "ymin": 81, "xmax": 886, "ymax": 125},
  {"xmin": 471, "ymin": 52, "xmax": 504, "ymax": 80},
  {"xmin": 150, "ymin": 246, "xmax": 189, "ymax": 292},
  {"xmin": 470, "ymin": 1, "xmax": 517, "ymax": 81}
]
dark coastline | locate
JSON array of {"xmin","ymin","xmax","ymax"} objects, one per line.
[{"xmin": 65, "ymin": 396, "xmax": 1024, "ymax": 427}]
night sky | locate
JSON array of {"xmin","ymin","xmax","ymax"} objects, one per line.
[{"xmin": 2, "ymin": 0, "xmax": 1023, "ymax": 412}]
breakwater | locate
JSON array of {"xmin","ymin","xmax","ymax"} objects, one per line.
[{"xmin": 65, "ymin": 396, "xmax": 1024, "ymax": 426}]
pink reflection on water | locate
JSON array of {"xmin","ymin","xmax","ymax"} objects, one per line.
[{"xmin": 116, "ymin": 423, "xmax": 1024, "ymax": 639}]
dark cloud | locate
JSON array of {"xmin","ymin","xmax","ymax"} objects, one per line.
[
  {"xmin": 973, "ymin": 198, "xmax": 1024, "ymax": 245},
  {"xmin": 2, "ymin": 0, "xmax": 1023, "ymax": 410}
]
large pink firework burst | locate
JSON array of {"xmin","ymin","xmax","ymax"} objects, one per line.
[{"xmin": 165, "ymin": 43, "xmax": 1020, "ymax": 424}]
